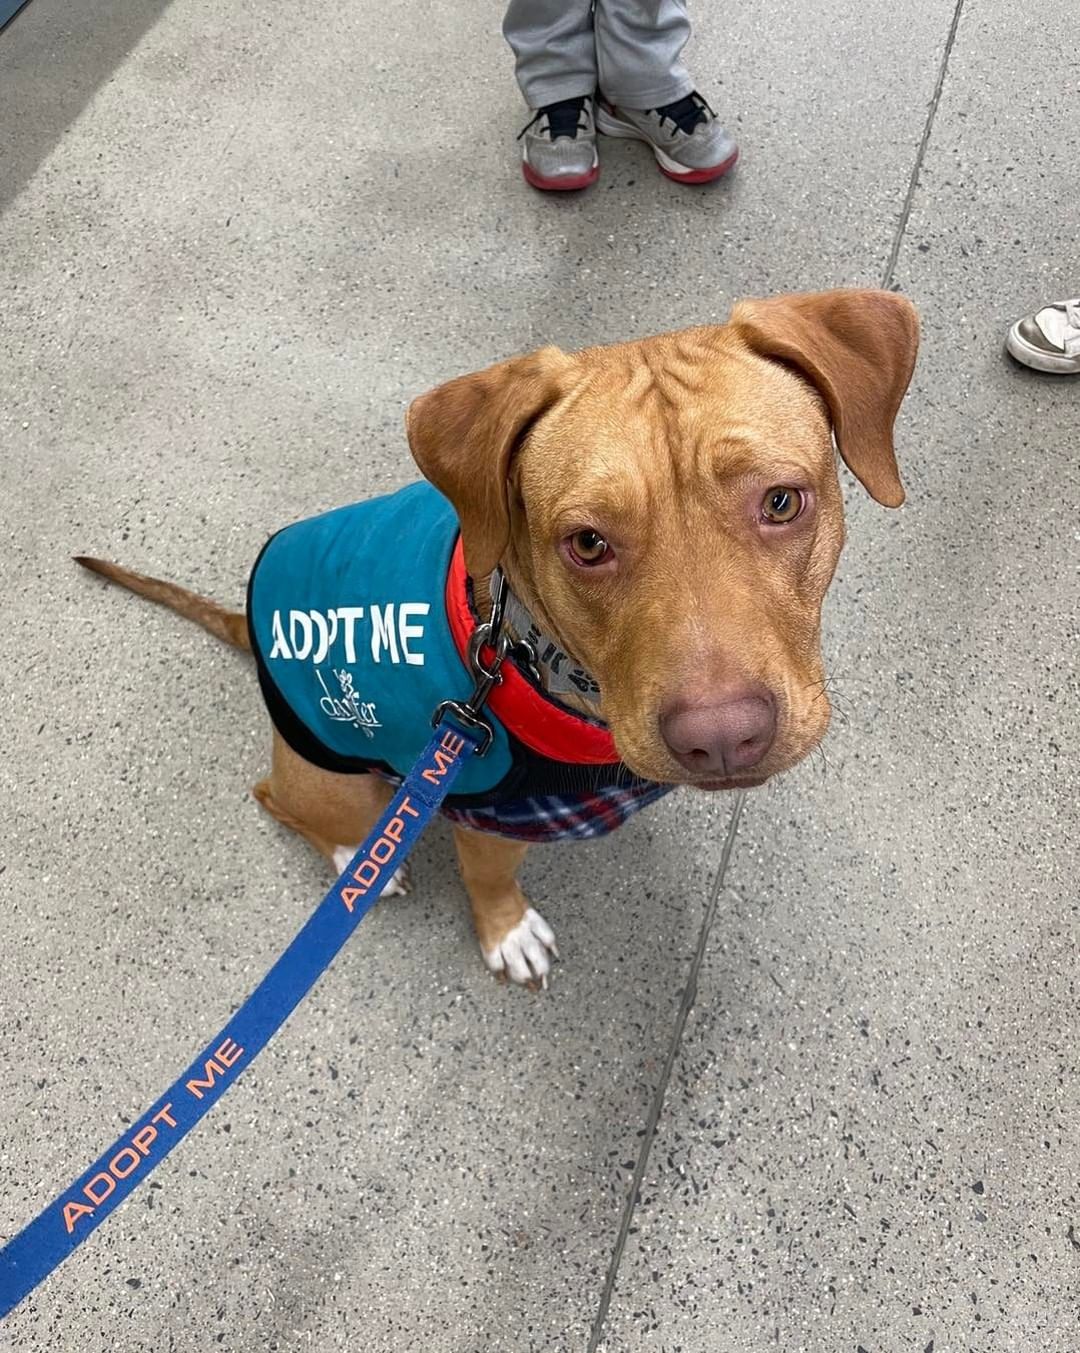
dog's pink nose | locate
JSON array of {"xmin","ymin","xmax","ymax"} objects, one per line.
[{"xmin": 660, "ymin": 691, "xmax": 776, "ymax": 776}]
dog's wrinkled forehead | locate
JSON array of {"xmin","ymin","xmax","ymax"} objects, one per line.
[
  {"xmin": 405, "ymin": 290, "xmax": 919, "ymax": 578},
  {"xmin": 519, "ymin": 331, "xmax": 834, "ymax": 506}
]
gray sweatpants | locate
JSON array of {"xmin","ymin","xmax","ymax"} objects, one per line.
[{"xmin": 503, "ymin": 0, "xmax": 692, "ymax": 110}]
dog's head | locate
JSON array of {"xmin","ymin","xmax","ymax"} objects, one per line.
[{"xmin": 406, "ymin": 288, "xmax": 918, "ymax": 789}]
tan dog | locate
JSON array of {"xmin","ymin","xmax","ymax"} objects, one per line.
[{"xmin": 78, "ymin": 288, "xmax": 918, "ymax": 988}]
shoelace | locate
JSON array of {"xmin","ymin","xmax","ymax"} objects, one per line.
[
  {"xmin": 1064, "ymin": 299, "xmax": 1080, "ymax": 331},
  {"xmin": 653, "ymin": 91, "xmax": 714, "ymax": 136},
  {"xmin": 518, "ymin": 96, "xmax": 589, "ymax": 142}
]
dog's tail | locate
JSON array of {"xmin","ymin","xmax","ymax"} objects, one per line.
[{"xmin": 74, "ymin": 556, "xmax": 251, "ymax": 651}]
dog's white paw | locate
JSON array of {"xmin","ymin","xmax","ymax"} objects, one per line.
[
  {"xmin": 331, "ymin": 846, "xmax": 411, "ymax": 897},
  {"xmin": 483, "ymin": 907, "xmax": 558, "ymax": 988}
]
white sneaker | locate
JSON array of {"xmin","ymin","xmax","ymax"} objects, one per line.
[
  {"xmin": 1005, "ymin": 297, "xmax": 1080, "ymax": 373},
  {"xmin": 517, "ymin": 96, "xmax": 599, "ymax": 192},
  {"xmin": 596, "ymin": 92, "xmax": 738, "ymax": 184}
]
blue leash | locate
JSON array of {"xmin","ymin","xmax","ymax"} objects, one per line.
[{"xmin": 0, "ymin": 713, "xmax": 485, "ymax": 1319}]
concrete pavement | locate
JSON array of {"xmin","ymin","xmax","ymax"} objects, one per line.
[{"xmin": 1, "ymin": 0, "xmax": 1077, "ymax": 1348}]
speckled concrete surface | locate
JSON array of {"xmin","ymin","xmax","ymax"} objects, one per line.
[{"xmin": 1, "ymin": 0, "xmax": 1076, "ymax": 1348}]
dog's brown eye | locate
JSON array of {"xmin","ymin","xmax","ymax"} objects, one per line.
[
  {"xmin": 761, "ymin": 487, "xmax": 804, "ymax": 523},
  {"xmin": 568, "ymin": 529, "xmax": 609, "ymax": 565}
]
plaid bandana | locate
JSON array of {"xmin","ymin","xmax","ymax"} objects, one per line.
[{"xmin": 371, "ymin": 768, "xmax": 674, "ymax": 842}]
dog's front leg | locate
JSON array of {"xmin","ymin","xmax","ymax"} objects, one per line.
[
  {"xmin": 452, "ymin": 829, "xmax": 557, "ymax": 988},
  {"xmin": 253, "ymin": 731, "xmax": 411, "ymax": 896}
]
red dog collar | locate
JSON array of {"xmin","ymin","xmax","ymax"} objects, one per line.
[{"xmin": 444, "ymin": 538, "xmax": 619, "ymax": 765}]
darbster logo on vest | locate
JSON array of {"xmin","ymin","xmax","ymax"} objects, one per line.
[{"xmin": 317, "ymin": 669, "xmax": 381, "ymax": 736}]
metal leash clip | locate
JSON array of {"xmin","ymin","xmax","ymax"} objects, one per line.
[
  {"xmin": 484, "ymin": 567, "xmax": 542, "ymax": 685},
  {"xmin": 431, "ymin": 570, "xmax": 517, "ymax": 756}
]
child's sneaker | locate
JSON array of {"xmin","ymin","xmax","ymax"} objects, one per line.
[
  {"xmin": 517, "ymin": 95, "xmax": 599, "ymax": 191},
  {"xmin": 1005, "ymin": 298, "xmax": 1080, "ymax": 373},
  {"xmin": 596, "ymin": 92, "xmax": 738, "ymax": 183}
]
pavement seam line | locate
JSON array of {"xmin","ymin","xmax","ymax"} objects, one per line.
[
  {"xmin": 882, "ymin": 0, "xmax": 967, "ymax": 290},
  {"xmin": 586, "ymin": 790, "xmax": 747, "ymax": 1352}
]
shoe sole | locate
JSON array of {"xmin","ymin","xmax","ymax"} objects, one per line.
[
  {"xmin": 595, "ymin": 106, "xmax": 739, "ymax": 183},
  {"xmin": 522, "ymin": 154, "xmax": 600, "ymax": 193},
  {"xmin": 1005, "ymin": 325, "xmax": 1080, "ymax": 374}
]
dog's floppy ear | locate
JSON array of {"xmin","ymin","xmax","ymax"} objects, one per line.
[
  {"xmin": 730, "ymin": 288, "xmax": 919, "ymax": 508},
  {"xmin": 406, "ymin": 347, "xmax": 570, "ymax": 578}
]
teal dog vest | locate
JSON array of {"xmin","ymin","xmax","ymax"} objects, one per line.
[{"xmin": 247, "ymin": 482, "xmax": 672, "ymax": 837}]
